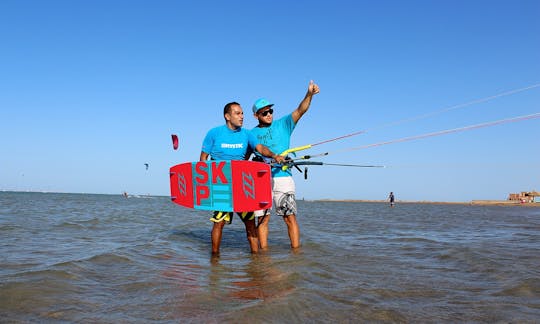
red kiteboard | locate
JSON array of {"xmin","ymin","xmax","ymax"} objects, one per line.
[{"xmin": 169, "ymin": 160, "xmax": 272, "ymax": 212}]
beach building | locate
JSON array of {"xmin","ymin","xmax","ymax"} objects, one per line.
[{"xmin": 508, "ymin": 191, "xmax": 540, "ymax": 203}]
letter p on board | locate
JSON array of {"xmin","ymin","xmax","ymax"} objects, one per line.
[{"xmin": 196, "ymin": 185, "xmax": 210, "ymax": 206}]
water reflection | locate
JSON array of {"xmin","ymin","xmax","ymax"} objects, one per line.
[{"xmin": 211, "ymin": 253, "xmax": 295, "ymax": 302}]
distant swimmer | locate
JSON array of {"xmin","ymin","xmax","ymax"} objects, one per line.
[{"xmin": 388, "ymin": 192, "xmax": 395, "ymax": 207}]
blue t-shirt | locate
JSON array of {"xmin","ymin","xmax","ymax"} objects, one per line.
[
  {"xmin": 251, "ymin": 114, "xmax": 296, "ymax": 177},
  {"xmin": 201, "ymin": 125, "xmax": 259, "ymax": 160}
]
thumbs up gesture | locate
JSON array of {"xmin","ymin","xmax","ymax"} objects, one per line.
[{"xmin": 308, "ymin": 80, "xmax": 320, "ymax": 95}]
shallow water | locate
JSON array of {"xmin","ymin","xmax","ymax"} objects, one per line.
[{"xmin": 1, "ymin": 192, "xmax": 539, "ymax": 322}]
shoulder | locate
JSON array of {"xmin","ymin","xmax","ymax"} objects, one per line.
[
  {"xmin": 206, "ymin": 125, "xmax": 226, "ymax": 136},
  {"xmin": 276, "ymin": 113, "xmax": 295, "ymax": 128},
  {"xmin": 280, "ymin": 113, "xmax": 294, "ymax": 124},
  {"xmin": 231, "ymin": 127, "xmax": 254, "ymax": 141},
  {"xmin": 250, "ymin": 125, "xmax": 264, "ymax": 135},
  {"xmin": 242, "ymin": 128, "xmax": 257, "ymax": 140}
]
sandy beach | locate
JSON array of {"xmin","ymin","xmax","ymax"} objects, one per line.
[{"xmin": 314, "ymin": 199, "xmax": 540, "ymax": 207}]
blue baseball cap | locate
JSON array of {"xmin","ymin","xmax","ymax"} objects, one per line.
[{"xmin": 252, "ymin": 98, "xmax": 274, "ymax": 114}]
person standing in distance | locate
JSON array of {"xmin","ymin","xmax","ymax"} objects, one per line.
[
  {"xmin": 200, "ymin": 102, "xmax": 285, "ymax": 256},
  {"xmin": 388, "ymin": 192, "xmax": 395, "ymax": 207},
  {"xmin": 251, "ymin": 80, "xmax": 320, "ymax": 249}
]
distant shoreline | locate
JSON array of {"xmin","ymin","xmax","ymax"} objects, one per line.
[
  {"xmin": 313, "ymin": 199, "xmax": 540, "ymax": 207},
  {"xmin": 2, "ymin": 191, "xmax": 539, "ymax": 207}
]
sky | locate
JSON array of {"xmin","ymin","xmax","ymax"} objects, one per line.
[{"xmin": 1, "ymin": 0, "xmax": 539, "ymax": 202}]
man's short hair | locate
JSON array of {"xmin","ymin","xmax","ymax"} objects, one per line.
[{"xmin": 223, "ymin": 102, "xmax": 240, "ymax": 116}]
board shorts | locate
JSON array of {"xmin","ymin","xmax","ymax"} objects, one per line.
[
  {"xmin": 255, "ymin": 176, "xmax": 296, "ymax": 217},
  {"xmin": 210, "ymin": 211, "xmax": 255, "ymax": 224}
]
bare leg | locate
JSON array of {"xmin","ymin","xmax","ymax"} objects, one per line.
[
  {"xmin": 257, "ymin": 214, "xmax": 270, "ymax": 250},
  {"xmin": 211, "ymin": 221, "xmax": 226, "ymax": 255},
  {"xmin": 283, "ymin": 214, "xmax": 300, "ymax": 248},
  {"xmin": 243, "ymin": 218, "xmax": 259, "ymax": 253}
]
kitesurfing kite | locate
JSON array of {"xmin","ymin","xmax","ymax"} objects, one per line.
[{"xmin": 171, "ymin": 134, "xmax": 179, "ymax": 150}]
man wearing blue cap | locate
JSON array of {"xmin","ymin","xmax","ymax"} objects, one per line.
[{"xmin": 250, "ymin": 80, "xmax": 320, "ymax": 249}]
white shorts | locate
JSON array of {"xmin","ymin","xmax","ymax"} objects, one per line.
[{"xmin": 255, "ymin": 176, "xmax": 296, "ymax": 217}]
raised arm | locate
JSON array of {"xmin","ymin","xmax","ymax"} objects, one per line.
[{"xmin": 291, "ymin": 80, "xmax": 320, "ymax": 124}]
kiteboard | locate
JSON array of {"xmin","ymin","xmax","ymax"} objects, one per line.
[{"xmin": 169, "ymin": 160, "xmax": 272, "ymax": 212}]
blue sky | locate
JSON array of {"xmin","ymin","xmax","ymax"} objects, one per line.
[{"xmin": 1, "ymin": 0, "xmax": 539, "ymax": 202}]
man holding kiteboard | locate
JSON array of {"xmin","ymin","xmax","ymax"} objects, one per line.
[
  {"xmin": 251, "ymin": 80, "xmax": 320, "ymax": 249},
  {"xmin": 201, "ymin": 101, "xmax": 284, "ymax": 255}
]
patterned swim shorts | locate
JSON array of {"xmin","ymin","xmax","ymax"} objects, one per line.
[
  {"xmin": 210, "ymin": 211, "xmax": 255, "ymax": 224},
  {"xmin": 273, "ymin": 176, "xmax": 297, "ymax": 216}
]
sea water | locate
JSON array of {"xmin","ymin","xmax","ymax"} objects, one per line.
[{"xmin": 1, "ymin": 192, "xmax": 539, "ymax": 322}]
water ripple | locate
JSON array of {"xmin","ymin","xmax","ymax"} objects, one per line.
[{"xmin": 1, "ymin": 192, "xmax": 539, "ymax": 322}]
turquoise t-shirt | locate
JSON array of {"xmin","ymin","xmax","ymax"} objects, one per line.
[
  {"xmin": 201, "ymin": 125, "xmax": 259, "ymax": 160},
  {"xmin": 250, "ymin": 114, "xmax": 296, "ymax": 177}
]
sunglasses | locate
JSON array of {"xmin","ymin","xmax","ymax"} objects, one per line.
[{"xmin": 260, "ymin": 108, "xmax": 273, "ymax": 117}]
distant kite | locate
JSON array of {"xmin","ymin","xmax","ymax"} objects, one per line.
[
  {"xmin": 144, "ymin": 163, "xmax": 149, "ymax": 170},
  {"xmin": 171, "ymin": 134, "xmax": 179, "ymax": 150}
]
